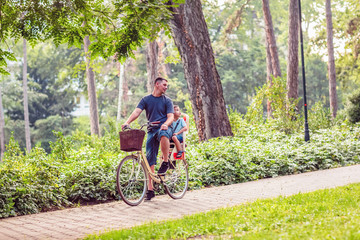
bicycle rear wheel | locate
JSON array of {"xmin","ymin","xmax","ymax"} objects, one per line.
[
  {"xmin": 116, "ymin": 155, "xmax": 147, "ymax": 206},
  {"xmin": 164, "ymin": 159, "xmax": 189, "ymax": 199}
]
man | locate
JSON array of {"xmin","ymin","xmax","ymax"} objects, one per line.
[{"xmin": 122, "ymin": 77, "xmax": 174, "ymax": 201}]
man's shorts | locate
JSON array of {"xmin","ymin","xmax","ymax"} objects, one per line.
[{"xmin": 145, "ymin": 128, "xmax": 172, "ymax": 166}]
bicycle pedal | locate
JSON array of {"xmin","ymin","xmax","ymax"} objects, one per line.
[{"xmin": 157, "ymin": 174, "xmax": 166, "ymax": 182}]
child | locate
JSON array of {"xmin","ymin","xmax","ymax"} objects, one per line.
[{"xmin": 171, "ymin": 105, "xmax": 188, "ymax": 158}]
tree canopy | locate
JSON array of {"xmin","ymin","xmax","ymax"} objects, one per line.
[
  {"xmin": 0, "ymin": 0, "xmax": 184, "ymax": 74},
  {"xmin": 1, "ymin": 0, "xmax": 360, "ymax": 148}
]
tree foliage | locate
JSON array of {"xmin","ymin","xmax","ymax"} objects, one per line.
[
  {"xmin": 0, "ymin": 0, "xmax": 184, "ymax": 72},
  {"xmin": 0, "ymin": 0, "xmax": 359, "ymax": 148},
  {"xmin": 2, "ymin": 42, "xmax": 82, "ymax": 151}
]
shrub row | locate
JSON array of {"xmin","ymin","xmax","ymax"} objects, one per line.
[
  {"xmin": 0, "ymin": 130, "xmax": 125, "ymax": 218},
  {"xmin": 1, "ymin": 123, "xmax": 359, "ymax": 218},
  {"xmin": 187, "ymin": 124, "xmax": 360, "ymax": 188}
]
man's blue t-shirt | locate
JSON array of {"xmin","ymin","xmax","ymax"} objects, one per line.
[{"xmin": 137, "ymin": 94, "xmax": 174, "ymax": 124}]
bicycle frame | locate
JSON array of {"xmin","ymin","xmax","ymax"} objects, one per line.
[
  {"xmin": 123, "ymin": 121, "xmax": 188, "ymax": 184},
  {"xmin": 135, "ymin": 150, "xmax": 164, "ymax": 184},
  {"xmin": 134, "ymin": 144, "xmax": 188, "ymax": 184}
]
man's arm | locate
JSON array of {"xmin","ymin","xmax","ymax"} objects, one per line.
[
  {"xmin": 161, "ymin": 113, "xmax": 174, "ymax": 130},
  {"xmin": 122, "ymin": 108, "xmax": 142, "ymax": 129}
]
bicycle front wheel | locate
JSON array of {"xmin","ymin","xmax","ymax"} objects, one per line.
[
  {"xmin": 164, "ymin": 159, "xmax": 189, "ymax": 199},
  {"xmin": 116, "ymin": 155, "xmax": 148, "ymax": 206}
]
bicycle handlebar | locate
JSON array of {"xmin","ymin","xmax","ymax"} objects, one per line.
[{"xmin": 122, "ymin": 121, "xmax": 161, "ymax": 131}]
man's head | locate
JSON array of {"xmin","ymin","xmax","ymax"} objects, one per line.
[
  {"xmin": 174, "ymin": 105, "xmax": 181, "ymax": 118},
  {"xmin": 154, "ymin": 77, "xmax": 169, "ymax": 95}
]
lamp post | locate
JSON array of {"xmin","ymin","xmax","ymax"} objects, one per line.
[{"xmin": 298, "ymin": 0, "xmax": 310, "ymax": 142}]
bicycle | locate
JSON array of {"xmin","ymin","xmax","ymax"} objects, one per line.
[{"xmin": 116, "ymin": 121, "xmax": 189, "ymax": 206}]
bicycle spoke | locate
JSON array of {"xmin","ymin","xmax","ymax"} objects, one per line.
[{"xmin": 164, "ymin": 159, "xmax": 189, "ymax": 199}]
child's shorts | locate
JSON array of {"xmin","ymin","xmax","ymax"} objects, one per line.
[{"xmin": 171, "ymin": 134, "xmax": 183, "ymax": 143}]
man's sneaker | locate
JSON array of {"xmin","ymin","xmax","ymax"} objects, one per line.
[
  {"xmin": 145, "ymin": 190, "xmax": 155, "ymax": 201},
  {"xmin": 157, "ymin": 161, "xmax": 169, "ymax": 175}
]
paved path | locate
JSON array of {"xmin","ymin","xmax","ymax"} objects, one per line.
[{"xmin": 1, "ymin": 164, "xmax": 360, "ymax": 240}]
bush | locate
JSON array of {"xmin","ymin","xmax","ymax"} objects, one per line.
[
  {"xmin": 307, "ymin": 101, "xmax": 332, "ymax": 130},
  {"xmin": 54, "ymin": 127, "xmax": 124, "ymax": 203},
  {"xmin": 245, "ymin": 76, "xmax": 302, "ymax": 134},
  {"xmin": 187, "ymin": 124, "xmax": 360, "ymax": 188},
  {"xmin": 61, "ymin": 148, "xmax": 120, "ymax": 202},
  {"xmin": 0, "ymin": 139, "xmax": 69, "ymax": 218},
  {"xmin": 347, "ymin": 90, "xmax": 360, "ymax": 123},
  {"xmin": 0, "ymin": 129, "xmax": 125, "ymax": 218}
]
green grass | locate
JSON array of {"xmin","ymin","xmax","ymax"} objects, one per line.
[{"xmin": 85, "ymin": 183, "xmax": 360, "ymax": 239}]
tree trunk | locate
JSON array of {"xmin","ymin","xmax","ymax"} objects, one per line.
[
  {"xmin": 146, "ymin": 40, "xmax": 159, "ymax": 93},
  {"xmin": 286, "ymin": 0, "xmax": 299, "ymax": 102},
  {"xmin": 117, "ymin": 62, "xmax": 125, "ymax": 122},
  {"xmin": 83, "ymin": 35, "xmax": 100, "ymax": 136},
  {"xmin": 266, "ymin": 41, "xmax": 274, "ymax": 118},
  {"xmin": 326, "ymin": 0, "xmax": 338, "ymax": 118},
  {"xmin": 262, "ymin": 0, "xmax": 281, "ymax": 118},
  {"xmin": 23, "ymin": 38, "xmax": 31, "ymax": 153},
  {"xmin": 0, "ymin": 85, "xmax": 5, "ymax": 160},
  {"xmin": 122, "ymin": 68, "xmax": 129, "ymax": 117},
  {"xmin": 158, "ymin": 37, "xmax": 171, "ymax": 78},
  {"xmin": 168, "ymin": 0, "xmax": 233, "ymax": 141},
  {"xmin": 262, "ymin": 0, "xmax": 281, "ymax": 78}
]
